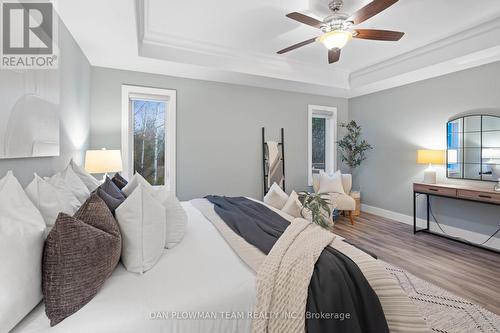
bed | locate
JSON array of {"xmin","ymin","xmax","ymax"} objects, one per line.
[
  {"xmin": 12, "ymin": 199, "xmax": 428, "ymax": 333},
  {"xmin": 12, "ymin": 202, "xmax": 256, "ymax": 333}
]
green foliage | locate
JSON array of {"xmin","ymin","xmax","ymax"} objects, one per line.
[
  {"xmin": 338, "ymin": 120, "xmax": 373, "ymax": 169},
  {"xmin": 297, "ymin": 191, "xmax": 332, "ymax": 229}
]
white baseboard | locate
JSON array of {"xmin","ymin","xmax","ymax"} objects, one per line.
[{"xmin": 360, "ymin": 203, "xmax": 419, "ymax": 225}]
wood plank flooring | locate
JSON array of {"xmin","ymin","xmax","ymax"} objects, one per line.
[{"xmin": 333, "ymin": 212, "xmax": 500, "ymax": 315}]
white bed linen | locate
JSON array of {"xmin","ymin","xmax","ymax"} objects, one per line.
[{"xmin": 12, "ymin": 202, "xmax": 256, "ymax": 333}]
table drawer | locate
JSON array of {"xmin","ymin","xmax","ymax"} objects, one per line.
[
  {"xmin": 414, "ymin": 184, "xmax": 457, "ymax": 197},
  {"xmin": 457, "ymin": 189, "xmax": 500, "ymax": 204}
]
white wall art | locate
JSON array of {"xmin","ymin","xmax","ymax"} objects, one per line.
[{"xmin": 0, "ymin": 70, "xmax": 60, "ymax": 159}]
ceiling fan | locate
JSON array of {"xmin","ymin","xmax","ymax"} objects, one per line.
[{"xmin": 277, "ymin": 0, "xmax": 405, "ymax": 64}]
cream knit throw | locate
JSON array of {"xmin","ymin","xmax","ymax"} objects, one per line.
[
  {"xmin": 191, "ymin": 199, "xmax": 430, "ymax": 333},
  {"xmin": 252, "ymin": 218, "xmax": 335, "ymax": 333}
]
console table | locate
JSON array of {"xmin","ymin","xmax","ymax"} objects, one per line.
[{"xmin": 413, "ymin": 182, "xmax": 500, "ymax": 253}]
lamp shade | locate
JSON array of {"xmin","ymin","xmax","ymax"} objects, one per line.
[
  {"xmin": 85, "ymin": 149, "xmax": 123, "ymax": 174},
  {"xmin": 417, "ymin": 149, "xmax": 445, "ymax": 165}
]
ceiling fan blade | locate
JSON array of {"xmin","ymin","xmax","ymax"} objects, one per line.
[
  {"xmin": 354, "ymin": 29, "xmax": 404, "ymax": 41},
  {"xmin": 328, "ymin": 48, "xmax": 341, "ymax": 64},
  {"xmin": 348, "ymin": 0, "xmax": 399, "ymax": 25},
  {"xmin": 277, "ymin": 37, "xmax": 318, "ymax": 54},
  {"xmin": 286, "ymin": 12, "xmax": 323, "ymax": 29}
]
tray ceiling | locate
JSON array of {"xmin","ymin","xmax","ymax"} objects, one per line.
[{"xmin": 54, "ymin": 0, "xmax": 500, "ymax": 97}]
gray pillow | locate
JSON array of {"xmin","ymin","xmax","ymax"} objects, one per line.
[
  {"xmin": 96, "ymin": 187, "xmax": 124, "ymax": 215},
  {"xmin": 42, "ymin": 194, "xmax": 121, "ymax": 326},
  {"xmin": 100, "ymin": 176, "xmax": 126, "ymax": 199}
]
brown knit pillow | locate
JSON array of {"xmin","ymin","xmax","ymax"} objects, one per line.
[{"xmin": 42, "ymin": 194, "xmax": 121, "ymax": 326}]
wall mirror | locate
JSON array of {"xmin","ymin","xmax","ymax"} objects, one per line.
[{"xmin": 447, "ymin": 114, "xmax": 500, "ymax": 181}]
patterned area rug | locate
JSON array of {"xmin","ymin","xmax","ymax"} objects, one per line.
[{"xmin": 383, "ymin": 262, "xmax": 500, "ymax": 333}]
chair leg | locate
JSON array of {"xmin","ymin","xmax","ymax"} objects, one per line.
[{"xmin": 348, "ymin": 211, "xmax": 355, "ymax": 225}]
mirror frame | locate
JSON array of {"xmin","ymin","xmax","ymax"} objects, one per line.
[{"xmin": 447, "ymin": 114, "xmax": 500, "ymax": 182}]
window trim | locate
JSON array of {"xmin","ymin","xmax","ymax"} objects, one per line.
[
  {"xmin": 308, "ymin": 104, "xmax": 337, "ymax": 186},
  {"xmin": 121, "ymin": 85, "xmax": 177, "ymax": 193}
]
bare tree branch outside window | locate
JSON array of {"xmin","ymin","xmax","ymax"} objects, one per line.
[{"xmin": 133, "ymin": 100, "xmax": 166, "ymax": 185}]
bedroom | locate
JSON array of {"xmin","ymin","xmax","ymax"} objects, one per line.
[{"xmin": 1, "ymin": 0, "xmax": 499, "ymax": 332}]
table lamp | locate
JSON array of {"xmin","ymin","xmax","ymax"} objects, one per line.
[
  {"xmin": 417, "ymin": 149, "xmax": 445, "ymax": 184},
  {"xmin": 85, "ymin": 148, "xmax": 123, "ymax": 181}
]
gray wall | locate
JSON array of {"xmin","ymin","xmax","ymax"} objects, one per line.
[
  {"xmin": 350, "ymin": 61, "xmax": 500, "ymax": 250},
  {"xmin": 90, "ymin": 67, "xmax": 348, "ymax": 200},
  {"xmin": 0, "ymin": 20, "xmax": 91, "ymax": 186}
]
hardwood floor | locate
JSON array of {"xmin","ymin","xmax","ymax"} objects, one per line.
[{"xmin": 333, "ymin": 212, "xmax": 500, "ymax": 315}]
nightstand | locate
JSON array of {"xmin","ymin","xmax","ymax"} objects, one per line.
[{"xmin": 350, "ymin": 191, "xmax": 361, "ymax": 216}]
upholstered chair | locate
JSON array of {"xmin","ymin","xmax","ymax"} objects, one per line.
[{"xmin": 312, "ymin": 173, "xmax": 356, "ymax": 225}]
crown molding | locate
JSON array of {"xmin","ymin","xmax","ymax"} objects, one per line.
[
  {"xmin": 137, "ymin": 0, "xmax": 350, "ymax": 90},
  {"xmin": 135, "ymin": 0, "xmax": 500, "ymax": 99},
  {"xmin": 348, "ymin": 16, "xmax": 500, "ymax": 97}
]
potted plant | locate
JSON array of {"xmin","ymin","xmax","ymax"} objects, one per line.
[
  {"xmin": 338, "ymin": 120, "xmax": 373, "ymax": 170},
  {"xmin": 297, "ymin": 191, "xmax": 333, "ymax": 229},
  {"xmin": 337, "ymin": 120, "xmax": 372, "ymax": 217}
]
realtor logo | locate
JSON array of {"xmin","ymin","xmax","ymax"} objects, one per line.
[{"xmin": 1, "ymin": 1, "xmax": 58, "ymax": 69}]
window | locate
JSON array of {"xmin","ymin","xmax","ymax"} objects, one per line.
[
  {"xmin": 308, "ymin": 105, "xmax": 337, "ymax": 186},
  {"xmin": 122, "ymin": 85, "xmax": 176, "ymax": 192}
]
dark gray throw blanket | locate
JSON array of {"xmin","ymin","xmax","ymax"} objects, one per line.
[{"xmin": 206, "ymin": 196, "xmax": 390, "ymax": 333}]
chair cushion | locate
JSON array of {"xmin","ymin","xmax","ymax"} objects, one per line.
[
  {"xmin": 43, "ymin": 194, "xmax": 121, "ymax": 326},
  {"xmin": 313, "ymin": 172, "xmax": 352, "ymax": 194},
  {"xmin": 328, "ymin": 193, "xmax": 356, "ymax": 211},
  {"xmin": 318, "ymin": 170, "xmax": 345, "ymax": 195}
]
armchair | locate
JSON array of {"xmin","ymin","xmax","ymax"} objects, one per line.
[{"xmin": 312, "ymin": 173, "xmax": 356, "ymax": 225}]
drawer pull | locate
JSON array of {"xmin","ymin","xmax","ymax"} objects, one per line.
[
  {"xmin": 428, "ymin": 188, "xmax": 439, "ymax": 192},
  {"xmin": 478, "ymin": 195, "xmax": 492, "ymax": 199}
]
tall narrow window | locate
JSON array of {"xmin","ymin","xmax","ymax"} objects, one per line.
[
  {"xmin": 312, "ymin": 117, "xmax": 326, "ymax": 172},
  {"xmin": 122, "ymin": 85, "xmax": 176, "ymax": 192},
  {"xmin": 308, "ymin": 105, "xmax": 337, "ymax": 186},
  {"xmin": 132, "ymin": 99, "xmax": 166, "ymax": 185}
]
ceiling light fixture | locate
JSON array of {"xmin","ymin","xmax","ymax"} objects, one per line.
[
  {"xmin": 319, "ymin": 30, "xmax": 353, "ymax": 50},
  {"xmin": 277, "ymin": 0, "xmax": 405, "ymax": 64}
]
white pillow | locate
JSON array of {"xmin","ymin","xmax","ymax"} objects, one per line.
[
  {"xmin": 25, "ymin": 174, "xmax": 79, "ymax": 227},
  {"xmin": 281, "ymin": 190, "xmax": 312, "ymax": 221},
  {"xmin": 44, "ymin": 173, "xmax": 81, "ymax": 210},
  {"xmin": 123, "ymin": 173, "xmax": 187, "ymax": 248},
  {"xmin": 154, "ymin": 188, "xmax": 188, "ymax": 248},
  {"xmin": 263, "ymin": 182, "xmax": 289, "ymax": 210},
  {"xmin": 0, "ymin": 171, "xmax": 46, "ymax": 332},
  {"xmin": 122, "ymin": 172, "xmax": 150, "ymax": 197},
  {"xmin": 318, "ymin": 170, "xmax": 345, "ymax": 195},
  {"xmin": 47, "ymin": 166, "xmax": 90, "ymax": 204},
  {"xmin": 70, "ymin": 159, "xmax": 100, "ymax": 192},
  {"xmin": 115, "ymin": 184, "xmax": 166, "ymax": 273}
]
